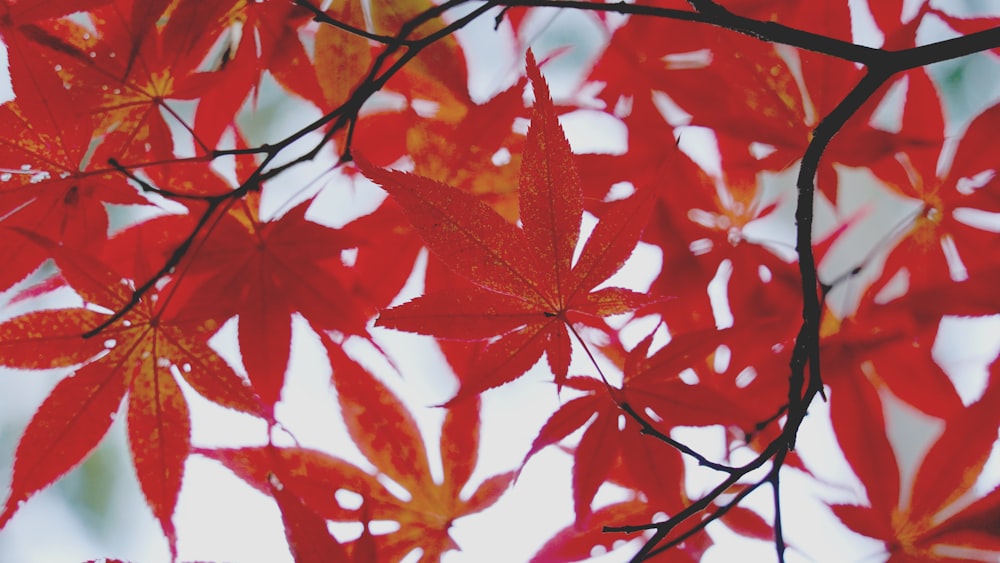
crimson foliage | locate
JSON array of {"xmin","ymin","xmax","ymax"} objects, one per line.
[{"xmin": 1, "ymin": 1, "xmax": 999, "ymax": 562}]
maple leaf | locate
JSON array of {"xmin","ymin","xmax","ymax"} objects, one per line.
[
  {"xmin": 521, "ymin": 315, "xmax": 795, "ymax": 525},
  {"xmin": 588, "ymin": 11, "xmax": 944, "ymax": 204},
  {"xmin": 530, "ymin": 415, "xmax": 728, "ymax": 562},
  {"xmin": 821, "ymin": 292, "xmax": 965, "ymax": 420},
  {"xmin": 521, "ymin": 374, "xmax": 690, "ymax": 527},
  {"xmin": 10, "ymin": 2, "xmax": 208, "ymax": 163},
  {"xmin": 0, "ymin": 26, "xmax": 146, "ymax": 291},
  {"xmin": 861, "ymin": 100, "xmax": 1000, "ymax": 318},
  {"xmin": 340, "ymin": 197, "xmax": 425, "ymax": 312},
  {"xmin": 367, "ymin": 0, "xmax": 472, "ymax": 117},
  {"xmin": 161, "ymin": 0, "xmax": 325, "ymax": 146},
  {"xmin": 324, "ymin": 334, "xmax": 514, "ymax": 561},
  {"xmin": 170, "ymin": 194, "xmax": 369, "ymax": 414},
  {"xmin": 406, "ymin": 78, "xmax": 529, "ymax": 222},
  {"xmin": 359, "ymin": 51, "xmax": 655, "ymax": 402},
  {"xmin": 196, "ymin": 444, "xmax": 377, "ymax": 561},
  {"xmin": 832, "ymin": 371, "xmax": 1000, "ymax": 561},
  {"xmin": 0, "ymin": 233, "xmax": 262, "ymax": 559}
]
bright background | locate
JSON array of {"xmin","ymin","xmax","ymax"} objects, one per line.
[{"xmin": 2, "ymin": 1, "xmax": 1000, "ymax": 562}]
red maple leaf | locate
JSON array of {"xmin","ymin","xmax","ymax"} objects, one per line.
[
  {"xmin": 162, "ymin": 0, "xmax": 325, "ymax": 146},
  {"xmin": 862, "ymin": 100, "xmax": 1000, "ymax": 318},
  {"xmin": 16, "ymin": 1, "xmax": 213, "ymax": 163},
  {"xmin": 325, "ymin": 335, "xmax": 514, "ymax": 561},
  {"xmin": 358, "ymin": 51, "xmax": 655, "ymax": 403},
  {"xmin": 0, "ymin": 24, "xmax": 146, "ymax": 290},
  {"xmin": 197, "ymin": 445, "xmax": 371, "ymax": 562},
  {"xmin": 0, "ymin": 233, "xmax": 262, "ymax": 559},
  {"xmin": 832, "ymin": 368, "xmax": 1000, "ymax": 561},
  {"xmin": 202, "ymin": 335, "xmax": 514, "ymax": 562},
  {"xmin": 170, "ymin": 194, "xmax": 369, "ymax": 414}
]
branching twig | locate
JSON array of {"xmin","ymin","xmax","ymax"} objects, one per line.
[
  {"xmin": 293, "ymin": 0, "xmax": 405, "ymax": 45},
  {"xmin": 618, "ymin": 403, "xmax": 736, "ymax": 474},
  {"xmin": 89, "ymin": 1, "xmax": 1000, "ymax": 561}
]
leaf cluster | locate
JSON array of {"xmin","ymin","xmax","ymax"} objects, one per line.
[{"xmin": 0, "ymin": 1, "xmax": 999, "ymax": 562}]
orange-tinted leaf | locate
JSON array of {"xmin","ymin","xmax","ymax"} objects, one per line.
[
  {"xmin": 328, "ymin": 341, "xmax": 433, "ymax": 496},
  {"xmin": 462, "ymin": 471, "xmax": 516, "ymax": 516},
  {"xmin": 321, "ymin": 333, "xmax": 513, "ymax": 560},
  {"xmin": 369, "ymin": 0, "xmax": 470, "ymax": 113},
  {"xmin": 0, "ymin": 308, "xmax": 106, "ymax": 369},
  {"xmin": 578, "ymin": 287, "xmax": 656, "ymax": 317},
  {"xmin": 315, "ymin": 0, "xmax": 371, "ymax": 109},
  {"xmin": 198, "ymin": 445, "xmax": 382, "ymax": 521}
]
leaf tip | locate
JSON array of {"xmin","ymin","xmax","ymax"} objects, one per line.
[
  {"xmin": 524, "ymin": 48, "xmax": 552, "ymax": 108},
  {"xmin": 0, "ymin": 500, "xmax": 17, "ymax": 531}
]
